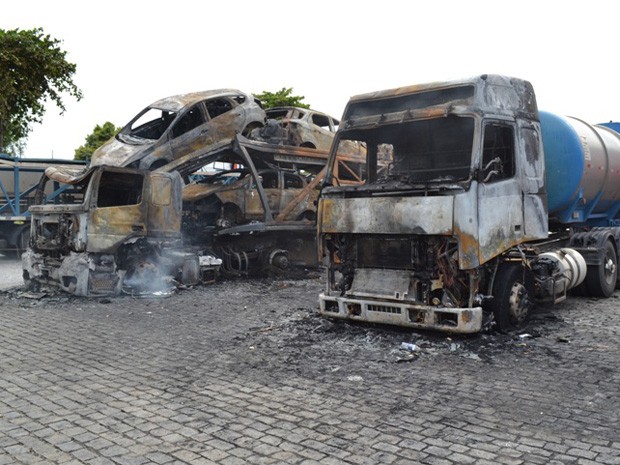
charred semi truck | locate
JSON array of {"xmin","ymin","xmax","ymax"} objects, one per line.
[
  {"xmin": 21, "ymin": 165, "xmax": 216, "ymax": 296},
  {"xmin": 318, "ymin": 74, "xmax": 620, "ymax": 333}
]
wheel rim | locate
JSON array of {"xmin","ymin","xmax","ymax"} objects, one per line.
[
  {"xmin": 508, "ymin": 282, "xmax": 530, "ymax": 325},
  {"xmin": 603, "ymin": 254, "xmax": 617, "ymax": 286}
]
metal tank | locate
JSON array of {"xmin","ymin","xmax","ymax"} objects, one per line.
[{"xmin": 540, "ymin": 111, "xmax": 620, "ymax": 225}]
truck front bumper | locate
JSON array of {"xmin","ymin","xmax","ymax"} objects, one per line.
[{"xmin": 319, "ymin": 293, "xmax": 483, "ymax": 334}]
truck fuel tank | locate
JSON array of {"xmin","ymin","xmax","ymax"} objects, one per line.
[{"xmin": 532, "ymin": 248, "xmax": 587, "ymax": 304}]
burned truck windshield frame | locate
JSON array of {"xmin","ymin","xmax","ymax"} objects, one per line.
[
  {"xmin": 337, "ymin": 115, "xmax": 475, "ymax": 185},
  {"xmin": 346, "ymin": 86, "xmax": 474, "ymax": 119}
]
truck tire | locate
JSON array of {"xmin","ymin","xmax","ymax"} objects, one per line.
[
  {"xmin": 489, "ymin": 264, "xmax": 533, "ymax": 331},
  {"xmin": 585, "ymin": 240, "xmax": 617, "ymax": 297}
]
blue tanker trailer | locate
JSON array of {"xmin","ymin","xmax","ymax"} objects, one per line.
[
  {"xmin": 317, "ymin": 75, "xmax": 620, "ymax": 332},
  {"xmin": 542, "ymin": 112, "xmax": 620, "ymax": 225}
]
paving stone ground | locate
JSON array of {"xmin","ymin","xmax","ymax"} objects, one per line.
[{"xmin": 0, "ymin": 271, "xmax": 619, "ymax": 464}]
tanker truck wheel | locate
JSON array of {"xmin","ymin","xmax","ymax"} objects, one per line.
[
  {"xmin": 489, "ymin": 264, "xmax": 534, "ymax": 331},
  {"xmin": 585, "ymin": 240, "xmax": 617, "ymax": 297}
]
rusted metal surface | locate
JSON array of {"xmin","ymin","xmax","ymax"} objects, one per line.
[
  {"xmin": 172, "ymin": 138, "xmax": 326, "ymax": 274},
  {"xmin": 147, "ymin": 172, "xmax": 184, "ymax": 238},
  {"xmin": 23, "ymin": 114, "xmax": 369, "ymax": 292},
  {"xmin": 343, "ymin": 75, "xmax": 538, "ymax": 122},
  {"xmin": 182, "ymin": 167, "xmax": 317, "ymax": 226},
  {"xmin": 250, "ymin": 107, "xmax": 365, "ymax": 158},
  {"xmin": 318, "ymin": 75, "xmax": 549, "ymax": 333},
  {"xmin": 169, "ymin": 137, "xmax": 358, "ymax": 227},
  {"xmin": 22, "ymin": 166, "xmax": 204, "ymax": 296},
  {"xmin": 158, "ymin": 135, "xmax": 373, "ymax": 274},
  {"xmin": 275, "ymin": 166, "xmax": 325, "ymax": 222},
  {"xmin": 90, "ymin": 89, "xmax": 265, "ymax": 170},
  {"xmin": 319, "ymin": 196, "xmax": 453, "ymax": 236}
]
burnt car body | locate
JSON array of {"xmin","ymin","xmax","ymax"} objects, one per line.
[
  {"xmin": 90, "ymin": 89, "xmax": 266, "ymax": 170},
  {"xmin": 159, "ymin": 137, "xmax": 337, "ymax": 274},
  {"xmin": 250, "ymin": 107, "xmax": 365, "ymax": 158},
  {"xmin": 183, "ymin": 167, "xmax": 318, "ymax": 230},
  {"xmin": 252, "ymin": 107, "xmax": 338, "ymax": 150}
]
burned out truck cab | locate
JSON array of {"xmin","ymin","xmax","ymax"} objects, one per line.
[
  {"xmin": 318, "ymin": 75, "xmax": 553, "ymax": 333},
  {"xmin": 22, "ymin": 165, "xmax": 194, "ymax": 296}
]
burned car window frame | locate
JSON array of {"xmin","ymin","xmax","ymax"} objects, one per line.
[
  {"xmin": 123, "ymin": 108, "xmax": 178, "ymax": 142},
  {"xmin": 171, "ymin": 103, "xmax": 208, "ymax": 139},
  {"xmin": 206, "ymin": 97, "xmax": 234, "ymax": 119}
]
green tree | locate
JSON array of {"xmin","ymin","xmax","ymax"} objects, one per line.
[
  {"xmin": 254, "ymin": 87, "xmax": 310, "ymax": 109},
  {"xmin": 0, "ymin": 27, "xmax": 82, "ymax": 154},
  {"xmin": 74, "ymin": 122, "xmax": 120, "ymax": 161}
]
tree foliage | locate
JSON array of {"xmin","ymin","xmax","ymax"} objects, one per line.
[
  {"xmin": 254, "ymin": 88, "xmax": 310, "ymax": 109},
  {"xmin": 0, "ymin": 27, "xmax": 82, "ymax": 154},
  {"xmin": 74, "ymin": 122, "xmax": 120, "ymax": 161}
]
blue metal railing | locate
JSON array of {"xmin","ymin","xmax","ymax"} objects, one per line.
[{"xmin": 0, "ymin": 153, "xmax": 86, "ymax": 217}]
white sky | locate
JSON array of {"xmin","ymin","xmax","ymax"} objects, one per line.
[{"xmin": 2, "ymin": 0, "xmax": 619, "ymax": 159}]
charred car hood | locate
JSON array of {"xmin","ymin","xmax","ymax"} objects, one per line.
[{"xmin": 90, "ymin": 136, "xmax": 155, "ymax": 168}]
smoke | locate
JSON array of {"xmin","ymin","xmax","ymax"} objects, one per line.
[{"xmin": 122, "ymin": 260, "xmax": 176, "ymax": 297}]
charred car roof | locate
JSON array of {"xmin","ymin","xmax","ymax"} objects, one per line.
[{"xmin": 149, "ymin": 89, "xmax": 258, "ymax": 112}]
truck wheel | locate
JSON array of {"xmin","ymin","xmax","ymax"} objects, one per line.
[
  {"xmin": 585, "ymin": 240, "xmax": 617, "ymax": 297},
  {"xmin": 490, "ymin": 264, "xmax": 533, "ymax": 331}
]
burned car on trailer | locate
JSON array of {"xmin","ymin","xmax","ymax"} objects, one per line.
[
  {"xmin": 182, "ymin": 166, "xmax": 318, "ymax": 232},
  {"xmin": 90, "ymin": 89, "xmax": 266, "ymax": 170},
  {"xmin": 156, "ymin": 137, "xmax": 337, "ymax": 274},
  {"xmin": 249, "ymin": 106, "xmax": 365, "ymax": 157},
  {"xmin": 251, "ymin": 107, "xmax": 337, "ymax": 150}
]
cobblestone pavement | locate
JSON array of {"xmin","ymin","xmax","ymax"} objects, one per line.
[
  {"xmin": 0, "ymin": 275, "xmax": 619, "ymax": 464},
  {"xmin": 0, "ymin": 258, "xmax": 23, "ymax": 290}
]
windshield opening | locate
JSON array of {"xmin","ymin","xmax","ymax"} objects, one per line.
[
  {"xmin": 122, "ymin": 108, "xmax": 177, "ymax": 141},
  {"xmin": 333, "ymin": 116, "xmax": 474, "ymax": 186}
]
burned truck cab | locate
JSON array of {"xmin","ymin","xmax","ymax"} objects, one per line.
[
  {"xmin": 318, "ymin": 75, "xmax": 548, "ymax": 333},
  {"xmin": 22, "ymin": 165, "xmax": 187, "ymax": 296}
]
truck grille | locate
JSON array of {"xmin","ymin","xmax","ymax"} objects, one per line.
[{"xmin": 368, "ymin": 304, "xmax": 402, "ymax": 314}]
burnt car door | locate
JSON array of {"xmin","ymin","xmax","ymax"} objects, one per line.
[
  {"xmin": 244, "ymin": 170, "xmax": 280, "ymax": 221},
  {"xmin": 87, "ymin": 169, "xmax": 148, "ymax": 253},
  {"xmin": 147, "ymin": 171, "xmax": 183, "ymax": 239},
  {"xmin": 309, "ymin": 112, "xmax": 337, "ymax": 150},
  {"xmin": 168, "ymin": 102, "xmax": 210, "ymax": 161},
  {"xmin": 477, "ymin": 120, "xmax": 524, "ymax": 263},
  {"xmin": 204, "ymin": 96, "xmax": 245, "ymax": 140}
]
